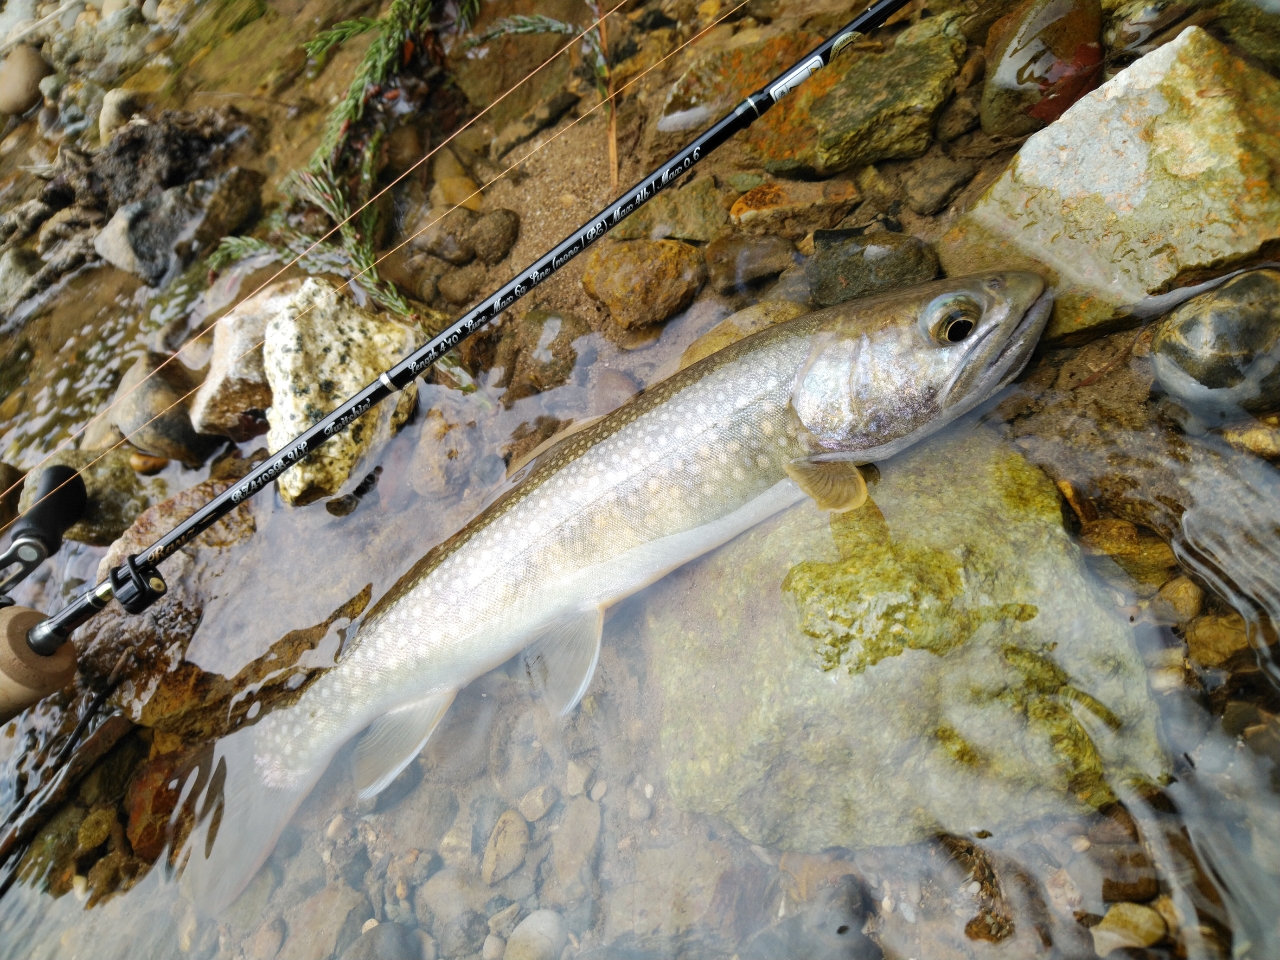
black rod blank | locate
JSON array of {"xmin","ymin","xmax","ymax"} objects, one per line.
[{"xmin": 27, "ymin": 0, "xmax": 911, "ymax": 655}]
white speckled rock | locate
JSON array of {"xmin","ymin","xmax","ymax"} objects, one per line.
[
  {"xmin": 945, "ymin": 27, "xmax": 1280, "ymax": 342},
  {"xmin": 503, "ymin": 911, "xmax": 566, "ymax": 960},
  {"xmin": 263, "ymin": 278, "xmax": 418, "ymax": 506}
]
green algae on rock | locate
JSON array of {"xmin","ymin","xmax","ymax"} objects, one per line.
[
  {"xmin": 946, "ymin": 27, "xmax": 1280, "ymax": 343},
  {"xmin": 630, "ymin": 428, "xmax": 1165, "ymax": 851}
]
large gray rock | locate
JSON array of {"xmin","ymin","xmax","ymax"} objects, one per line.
[
  {"xmin": 264, "ymin": 278, "xmax": 419, "ymax": 506},
  {"xmin": 189, "ymin": 280, "xmax": 294, "ymax": 440},
  {"xmin": 94, "ymin": 166, "xmax": 263, "ymax": 285},
  {"xmin": 945, "ymin": 27, "xmax": 1280, "ymax": 342},
  {"xmin": 627, "ymin": 428, "xmax": 1166, "ymax": 851}
]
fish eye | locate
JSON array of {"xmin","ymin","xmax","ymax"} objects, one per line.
[{"xmin": 928, "ymin": 296, "xmax": 982, "ymax": 345}]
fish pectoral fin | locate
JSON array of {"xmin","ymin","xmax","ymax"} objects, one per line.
[
  {"xmin": 353, "ymin": 691, "xmax": 456, "ymax": 800},
  {"xmin": 523, "ymin": 608, "xmax": 604, "ymax": 717},
  {"xmin": 784, "ymin": 457, "xmax": 869, "ymax": 512}
]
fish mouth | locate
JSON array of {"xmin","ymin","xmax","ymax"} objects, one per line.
[{"xmin": 991, "ymin": 288, "xmax": 1054, "ymax": 385}]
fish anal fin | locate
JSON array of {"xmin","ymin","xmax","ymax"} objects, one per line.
[
  {"xmin": 353, "ymin": 691, "xmax": 456, "ymax": 800},
  {"xmin": 785, "ymin": 458, "xmax": 869, "ymax": 512},
  {"xmin": 523, "ymin": 608, "xmax": 604, "ymax": 717}
]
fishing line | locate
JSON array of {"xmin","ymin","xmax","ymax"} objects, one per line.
[
  {"xmin": 0, "ymin": 0, "xmax": 755, "ymax": 546},
  {"xmin": 0, "ymin": 1, "xmax": 624, "ymax": 511}
]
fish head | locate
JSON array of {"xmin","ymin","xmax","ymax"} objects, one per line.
[{"xmin": 791, "ymin": 271, "xmax": 1052, "ymax": 461}]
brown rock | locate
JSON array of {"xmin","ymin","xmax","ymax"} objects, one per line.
[
  {"xmin": 729, "ymin": 180, "xmax": 858, "ymax": 239},
  {"xmin": 431, "ymin": 176, "xmax": 483, "ymax": 213},
  {"xmin": 703, "ymin": 235, "xmax": 796, "ymax": 294},
  {"xmin": 1184, "ymin": 612, "xmax": 1251, "ymax": 668},
  {"xmin": 420, "ymin": 208, "xmax": 478, "ymax": 265},
  {"xmin": 494, "ymin": 308, "xmax": 592, "ymax": 405},
  {"xmin": 1220, "ymin": 415, "xmax": 1280, "ymax": 460},
  {"xmin": 468, "ymin": 209, "xmax": 520, "ymax": 265},
  {"xmin": 279, "ymin": 884, "xmax": 373, "ymax": 960},
  {"xmin": 1089, "ymin": 901, "xmax": 1166, "ymax": 955},
  {"xmin": 1079, "ymin": 519, "xmax": 1178, "ymax": 589},
  {"xmin": 1152, "ymin": 576, "xmax": 1203, "ymax": 624},
  {"xmin": 0, "ymin": 45, "xmax": 51, "ymax": 115},
  {"xmin": 902, "ymin": 147, "xmax": 978, "ymax": 215},
  {"xmin": 480, "ymin": 809, "xmax": 528, "ymax": 885},
  {"xmin": 580, "ymin": 239, "xmax": 705, "ymax": 331},
  {"xmin": 438, "ymin": 262, "xmax": 487, "ymax": 305},
  {"xmin": 1090, "ymin": 843, "xmax": 1158, "ymax": 902},
  {"xmin": 124, "ymin": 755, "xmax": 187, "ymax": 861},
  {"xmin": 128, "ymin": 452, "xmax": 169, "ymax": 475},
  {"xmin": 551, "ymin": 797, "xmax": 600, "ymax": 896}
]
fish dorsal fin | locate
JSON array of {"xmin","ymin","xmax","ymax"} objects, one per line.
[
  {"xmin": 785, "ymin": 458, "xmax": 869, "ymax": 512},
  {"xmin": 523, "ymin": 608, "xmax": 604, "ymax": 716},
  {"xmin": 353, "ymin": 691, "xmax": 456, "ymax": 800},
  {"xmin": 507, "ymin": 416, "xmax": 607, "ymax": 479}
]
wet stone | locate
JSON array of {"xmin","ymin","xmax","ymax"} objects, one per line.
[
  {"xmin": 338, "ymin": 920, "xmax": 421, "ymax": 960},
  {"xmin": 1184, "ymin": 612, "xmax": 1251, "ymax": 669},
  {"xmin": 1151, "ymin": 269, "xmax": 1280, "ymax": 421},
  {"xmin": 1090, "ymin": 901, "xmax": 1166, "ymax": 955},
  {"xmin": 902, "ymin": 146, "xmax": 978, "ymax": 215},
  {"xmin": 109, "ymin": 350, "xmax": 219, "ymax": 466},
  {"xmin": 1091, "ymin": 843, "xmax": 1159, "ymax": 902},
  {"xmin": 469, "ymin": 208, "xmax": 520, "ymax": 266},
  {"xmin": 936, "ymin": 89, "xmax": 982, "ymax": 142},
  {"xmin": 729, "ymin": 179, "xmax": 858, "ymax": 240},
  {"xmin": 18, "ymin": 448, "xmax": 162, "ymax": 545},
  {"xmin": 419, "ymin": 208, "xmax": 478, "ymax": 265},
  {"xmin": 503, "ymin": 910, "xmax": 566, "ymax": 960},
  {"xmin": 438, "ymin": 262, "xmax": 487, "ymax": 305},
  {"xmin": 516, "ymin": 785, "xmax": 558, "ymax": 823},
  {"xmin": 481, "ymin": 810, "xmax": 528, "ymax": 886},
  {"xmin": 0, "ymin": 45, "xmax": 51, "ymax": 115},
  {"xmin": 438, "ymin": 910, "xmax": 487, "ymax": 958},
  {"xmin": 580, "ymin": 239, "xmax": 705, "ymax": 333},
  {"xmin": 264, "ymin": 278, "xmax": 418, "ymax": 506},
  {"xmin": 75, "ymin": 806, "xmax": 117, "ymax": 854},
  {"xmin": 248, "ymin": 917, "xmax": 286, "ymax": 960},
  {"xmin": 805, "ymin": 230, "xmax": 940, "ymax": 308},
  {"xmin": 494, "ymin": 309, "xmax": 591, "ymax": 406},
  {"xmin": 0, "ymin": 246, "xmax": 41, "ymax": 312},
  {"xmin": 279, "ymin": 883, "xmax": 374, "ymax": 960},
  {"xmin": 488, "ymin": 902, "xmax": 522, "ymax": 938},
  {"xmin": 981, "ymin": 0, "xmax": 1103, "ymax": 137},
  {"xmin": 1079, "ymin": 518, "xmax": 1178, "ymax": 592},
  {"xmin": 703, "ymin": 235, "xmax": 796, "ymax": 294},
  {"xmin": 551, "ymin": 797, "xmax": 600, "ymax": 894},
  {"xmin": 609, "ymin": 176, "xmax": 733, "ymax": 244},
  {"xmin": 190, "ymin": 279, "xmax": 294, "ymax": 440}
]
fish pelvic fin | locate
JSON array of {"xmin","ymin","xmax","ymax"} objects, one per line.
[
  {"xmin": 524, "ymin": 608, "xmax": 604, "ymax": 717},
  {"xmin": 353, "ymin": 691, "xmax": 456, "ymax": 800},
  {"xmin": 182, "ymin": 719, "xmax": 337, "ymax": 917},
  {"xmin": 785, "ymin": 457, "xmax": 869, "ymax": 512}
]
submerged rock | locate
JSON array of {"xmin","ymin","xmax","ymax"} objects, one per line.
[
  {"xmin": 94, "ymin": 166, "xmax": 264, "ymax": 285},
  {"xmin": 470, "ymin": 208, "xmax": 520, "ymax": 266},
  {"xmin": 263, "ymin": 278, "xmax": 418, "ymax": 506},
  {"xmin": 494, "ymin": 308, "xmax": 592, "ymax": 405},
  {"xmin": 626, "ymin": 428, "xmax": 1165, "ymax": 851},
  {"xmin": 949, "ymin": 28, "xmax": 1280, "ymax": 342},
  {"xmin": 0, "ymin": 45, "xmax": 51, "ymax": 115},
  {"xmin": 1151, "ymin": 269, "xmax": 1280, "ymax": 421},
  {"xmin": 580, "ymin": 239, "xmax": 705, "ymax": 333},
  {"xmin": 109, "ymin": 351, "xmax": 219, "ymax": 466},
  {"xmin": 902, "ymin": 146, "xmax": 977, "ymax": 215},
  {"xmin": 805, "ymin": 230, "xmax": 940, "ymax": 307},
  {"xmin": 19, "ymin": 448, "xmax": 163, "ymax": 545},
  {"xmin": 981, "ymin": 0, "xmax": 1103, "ymax": 137},
  {"xmin": 190, "ymin": 280, "xmax": 291, "ymax": 440},
  {"xmin": 703, "ymin": 235, "xmax": 796, "ymax": 294}
]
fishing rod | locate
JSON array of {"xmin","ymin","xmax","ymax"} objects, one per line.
[{"xmin": 0, "ymin": 0, "xmax": 911, "ymax": 721}]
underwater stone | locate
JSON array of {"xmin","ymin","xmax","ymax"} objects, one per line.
[
  {"xmin": 627, "ymin": 428, "xmax": 1165, "ymax": 851},
  {"xmin": 190, "ymin": 279, "xmax": 290, "ymax": 440},
  {"xmin": 337, "ymin": 920, "xmax": 420, "ymax": 960},
  {"xmin": 580, "ymin": 239, "xmax": 705, "ymax": 332},
  {"xmin": 1151, "ymin": 269, "xmax": 1280, "ymax": 421},
  {"xmin": 98, "ymin": 87, "xmax": 140, "ymax": 140},
  {"xmin": 264, "ymin": 278, "xmax": 418, "ymax": 506},
  {"xmin": 481, "ymin": 810, "xmax": 528, "ymax": 885},
  {"xmin": 503, "ymin": 910, "xmax": 567, "ymax": 960},
  {"xmin": 950, "ymin": 28, "xmax": 1280, "ymax": 342},
  {"xmin": 469, "ymin": 209, "xmax": 521, "ymax": 266},
  {"xmin": 19, "ymin": 448, "xmax": 162, "ymax": 545},
  {"xmin": 419, "ymin": 208, "xmax": 478, "ymax": 265},
  {"xmin": 438, "ymin": 261, "xmax": 487, "ymax": 305},
  {"xmin": 1183, "ymin": 612, "xmax": 1251, "ymax": 669},
  {"xmin": 981, "ymin": 0, "xmax": 1103, "ymax": 137},
  {"xmin": 902, "ymin": 146, "xmax": 978, "ymax": 215},
  {"xmin": 1090, "ymin": 901, "xmax": 1166, "ymax": 955},
  {"xmin": 110, "ymin": 350, "xmax": 219, "ymax": 467},
  {"xmin": 608, "ymin": 176, "xmax": 734, "ymax": 243},
  {"xmin": 0, "ymin": 45, "xmax": 51, "ymax": 115},
  {"xmin": 805, "ymin": 230, "xmax": 940, "ymax": 307},
  {"xmin": 703, "ymin": 235, "xmax": 796, "ymax": 294},
  {"xmin": 551, "ymin": 797, "xmax": 600, "ymax": 895},
  {"xmin": 278, "ymin": 883, "xmax": 374, "ymax": 960},
  {"xmin": 495, "ymin": 308, "xmax": 592, "ymax": 406}
]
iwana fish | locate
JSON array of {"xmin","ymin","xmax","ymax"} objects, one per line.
[{"xmin": 186, "ymin": 271, "xmax": 1053, "ymax": 911}]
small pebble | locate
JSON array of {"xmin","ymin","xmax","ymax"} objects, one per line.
[
  {"xmin": 504, "ymin": 910, "xmax": 566, "ymax": 960},
  {"xmin": 565, "ymin": 761, "xmax": 592, "ymax": 798},
  {"xmin": 643, "ymin": 783, "xmax": 653, "ymax": 799},
  {"xmin": 361, "ymin": 918, "xmax": 379, "ymax": 934},
  {"xmin": 482, "ymin": 934, "xmax": 505, "ymax": 960},
  {"xmin": 1090, "ymin": 901, "xmax": 1167, "ymax": 956},
  {"xmin": 517, "ymin": 784, "xmax": 558, "ymax": 822},
  {"xmin": 128, "ymin": 451, "xmax": 168, "ymax": 475},
  {"xmin": 1071, "ymin": 835, "xmax": 1092, "ymax": 852},
  {"xmin": 588, "ymin": 781, "xmax": 607, "ymax": 802}
]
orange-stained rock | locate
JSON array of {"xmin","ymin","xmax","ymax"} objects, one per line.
[
  {"xmin": 580, "ymin": 239, "xmax": 706, "ymax": 331},
  {"xmin": 728, "ymin": 180, "xmax": 858, "ymax": 239}
]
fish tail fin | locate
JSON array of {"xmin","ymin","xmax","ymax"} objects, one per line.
[{"xmin": 180, "ymin": 718, "xmax": 342, "ymax": 917}]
